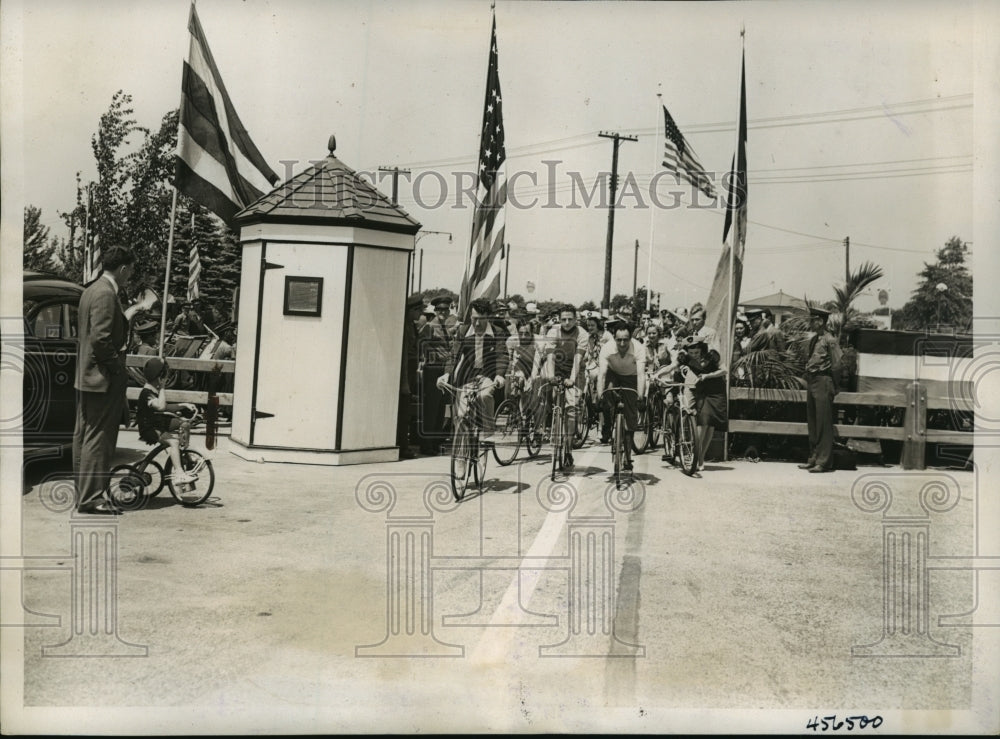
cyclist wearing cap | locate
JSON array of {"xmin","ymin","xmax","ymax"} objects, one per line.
[
  {"xmin": 658, "ymin": 335, "xmax": 727, "ymax": 471},
  {"xmin": 543, "ymin": 304, "xmax": 589, "ymax": 468},
  {"xmin": 437, "ymin": 298, "xmax": 508, "ymax": 439},
  {"xmin": 596, "ymin": 323, "xmax": 647, "ymax": 469},
  {"xmin": 137, "ymin": 357, "xmax": 199, "ymax": 485}
]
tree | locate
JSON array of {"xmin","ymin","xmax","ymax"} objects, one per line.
[
  {"xmin": 828, "ymin": 261, "xmax": 884, "ymax": 340},
  {"xmin": 893, "ymin": 237, "xmax": 973, "ymax": 331},
  {"xmin": 609, "ymin": 293, "xmax": 631, "ymax": 314},
  {"xmin": 23, "ymin": 206, "xmax": 57, "ymax": 272},
  {"xmin": 578, "ymin": 299, "xmax": 598, "ymax": 313},
  {"xmin": 55, "ymin": 172, "xmax": 90, "ymax": 282}
]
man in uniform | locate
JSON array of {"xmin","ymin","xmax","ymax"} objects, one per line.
[
  {"xmin": 419, "ymin": 296, "xmax": 454, "ymax": 454},
  {"xmin": 800, "ymin": 306, "xmax": 841, "ymax": 473},
  {"xmin": 397, "ymin": 294, "xmax": 424, "ymax": 459}
]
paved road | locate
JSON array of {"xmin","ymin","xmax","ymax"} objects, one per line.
[{"xmin": 9, "ymin": 430, "xmax": 991, "ymax": 733}]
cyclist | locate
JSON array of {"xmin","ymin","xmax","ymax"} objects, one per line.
[
  {"xmin": 437, "ymin": 298, "xmax": 508, "ymax": 441},
  {"xmin": 506, "ymin": 317, "xmax": 546, "ymax": 431},
  {"xmin": 543, "ymin": 304, "xmax": 589, "ymax": 468},
  {"xmin": 596, "ymin": 323, "xmax": 647, "ymax": 472},
  {"xmin": 136, "ymin": 357, "xmax": 199, "ymax": 485}
]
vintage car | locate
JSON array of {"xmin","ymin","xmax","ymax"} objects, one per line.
[{"xmin": 21, "ymin": 270, "xmax": 84, "ymax": 460}]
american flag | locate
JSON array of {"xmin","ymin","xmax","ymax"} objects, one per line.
[
  {"xmin": 662, "ymin": 104, "xmax": 716, "ymax": 199},
  {"xmin": 459, "ymin": 15, "xmax": 507, "ymax": 316}
]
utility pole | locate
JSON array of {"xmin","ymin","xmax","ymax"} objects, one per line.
[
  {"xmin": 598, "ymin": 131, "xmax": 638, "ymax": 312},
  {"xmin": 844, "ymin": 236, "xmax": 850, "ymax": 281},
  {"xmin": 633, "ymin": 239, "xmax": 639, "ymax": 298},
  {"xmin": 378, "ymin": 166, "xmax": 411, "ymax": 206}
]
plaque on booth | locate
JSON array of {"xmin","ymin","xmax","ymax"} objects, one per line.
[{"xmin": 283, "ymin": 276, "xmax": 324, "ymax": 317}]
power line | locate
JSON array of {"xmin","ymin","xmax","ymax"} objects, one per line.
[{"xmin": 364, "ymin": 94, "xmax": 973, "ymax": 172}]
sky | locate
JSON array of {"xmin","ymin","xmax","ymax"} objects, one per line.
[{"xmin": 3, "ymin": 0, "xmax": 989, "ymax": 313}]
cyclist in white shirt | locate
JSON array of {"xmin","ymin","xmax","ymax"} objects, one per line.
[{"xmin": 596, "ymin": 324, "xmax": 647, "ymax": 470}]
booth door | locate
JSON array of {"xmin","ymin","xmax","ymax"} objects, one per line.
[{"xmin": 251, "ymin": 244, "xmax": 346, "ymax": 450}]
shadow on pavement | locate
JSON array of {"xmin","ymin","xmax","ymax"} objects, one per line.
[{"xmin": 485, "ymin": 480, "xmax": 530, "ymax": 495}]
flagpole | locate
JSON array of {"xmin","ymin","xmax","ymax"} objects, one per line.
[
  {"xmin": 646, "ymin": 89, "xmax": 661, "ymax": 313},
  {"xmin": 159, "ymin": 188, "xmax": 180, "ymax": 357},
  {"xmin": 82, "ymin": 183, "xmax": 91, "ymax": 281},
  {"xmin": 724, "ymin": 28, "xmax": 746, "ymax": 463}
]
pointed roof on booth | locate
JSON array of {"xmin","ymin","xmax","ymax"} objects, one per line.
[
  {"xmin": 740, "ymin": 290, "xmax": 808, "ymax": 310},
  {"xmin": 234, "ymin": 137, "xmax": 421, "ymax": 235}
]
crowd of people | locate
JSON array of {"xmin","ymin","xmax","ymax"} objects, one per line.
[
  {"xmin": 68, "ymin": 243, "xmax": 839, "ymax": 517},
  {"xmin": 398, "ymin": 294, "xmax": 841, "ymax": 475}
]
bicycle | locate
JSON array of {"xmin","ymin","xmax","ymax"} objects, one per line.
[
  {"xmin": 106, "ymin": 407, "xmax": 216, "ymax": 508},
  {"xmin": 656, "ymin": 366, "xmax": 699, "ymax": 476},
  {"xmin": 441, "ymin": 380, "xmax": 492, "ymax": 501},
  {"xmin": 600, "ymin": 386, "xmax": 639, "ymax": 489},
  {"xmin": 546, "ymin": 376, "xmax": 575, "ymax": 481},
  {"xmin": 631, "ymin": 374, "xmax": 664, "ymax": 454},
  {"xmin": 491, "ymin": 374, "xmax": 542, "ymax": 466}
]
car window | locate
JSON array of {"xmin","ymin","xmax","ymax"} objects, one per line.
[
  {"xmin": 27, "ymin": 301, "xmax": 78, "ymax": 340},
  {"xmin": 65, "ymin": 303, "xmax": 79, "ymax": 338},
  {"xmin": 31, "ymin": 304, "xmax": 64, "ymax": 338}
]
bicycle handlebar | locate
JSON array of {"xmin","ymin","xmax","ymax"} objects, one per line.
[{"xmin": 598, "ymin": 386, "xmax": 640, "ymax": 398}]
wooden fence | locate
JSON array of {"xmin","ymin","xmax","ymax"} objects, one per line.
[
  {"xmin": 728, "ymin": 382, "xmax": 974, "ymax": 470},
  {"xmin": 124, "ymin": 356, "xmax": 973, "ymax": 470},
  {"xmin": 124, "ymin": 355, "xmax": 235, "ymax": 406}
]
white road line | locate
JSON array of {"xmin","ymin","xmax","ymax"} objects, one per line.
[{"xmin": 469, "ymin": 445, "xmax": 605, "ymax": 664}]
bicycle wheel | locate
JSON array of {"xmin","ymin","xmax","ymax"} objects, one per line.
[
  {"xmin": 632, "ymin": 402, "xmax": 651, "ymax": 454},
  {"xmin": 613, "ymin": 412, "xmax": 625, "ymax": 488},
  {"xmin": 550, "ymin": 408, "xmax": 563, "ymax": 481},
  {"xmin": 450, "ymin": 418, "xmax": 475, "ymax": 501},
  {"xmin": 648, "ymin": 396, "xmax": 662, "ymax": 449},
  {"xmin": 573, "ymin": 398, "xmax": 590, "ymax": 449},
  {"xmin": 165, "ymin": 450, "xmax": 215, "ymax": 506},
  {"xmin": 472, "ymin": 431, "xmax": 488, "ymax": 490},
  {"xmin": 137, "ymin": 457, "xmax": 166, "ymax": 497},
  {"xmin": 661, "ymin": 405, "xmax": 679, "ymax": 466},
  {"xmin": 491, "ymin": 399, "xmax": 521, "ymax": 466},
  {"xmin": 524, "ymin": 419, "xmax": 542, "ymax": 458},
  {"xmin": 677, "ymin": 412, "xmax": 698, "ymax": 476},
  {"xmin": 107, "ymin": 464, "xmax": 147, "ymax": 510}
]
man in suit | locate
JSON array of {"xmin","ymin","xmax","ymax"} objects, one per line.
[{"xmin": 73, "ymin": 245, "xmax": 137, "ymax": 513}]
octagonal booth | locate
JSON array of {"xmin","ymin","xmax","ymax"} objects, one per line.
[{"xmin": 229, "ymin": 139, "xmax": 420, "ymax": 465}]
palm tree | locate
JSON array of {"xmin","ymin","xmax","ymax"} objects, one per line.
[{"xmin": 828, "ymin": 261, "xmax": 884, "ymax": 341}]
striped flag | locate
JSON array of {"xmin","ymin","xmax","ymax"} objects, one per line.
[
  {"xmin": 82, "ymin": 184, "xmax": 101, "ymax": 283},
  {"xmin": 662, "ymin": 104, "xmax": 716, "ymax": 199},
  {"xmin": 83, "ymin": 233, "xmax": 102, "ymax": 284},
  {"xmin": 705, "ymin": 46, "xmax": 748, "ymax": 369},
  {"xmin": 187, "ymin": 219, "xmax": 201, "ymax": 302},
  {"xmin": 174, "ymin": 3, "xmax": 279, "ymax": 225},
  {"xmin": 459, "ymin": 14, "xmax": 507, "ymax": 317}
]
